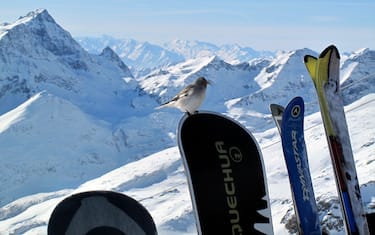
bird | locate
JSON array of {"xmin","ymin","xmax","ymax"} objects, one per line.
[{"xmin": 155, "ymin": 77, "xmax": 210, "ymax": 115}]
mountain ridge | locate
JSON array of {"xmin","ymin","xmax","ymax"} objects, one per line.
[
  {"xmin": 0, "ymin": 9, "xmax": 137, "ymax": 122},
  {"xmin": 76, "ymin": 35, "xmax": 275, "ymax": 76}
]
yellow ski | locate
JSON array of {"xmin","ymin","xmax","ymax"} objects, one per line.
[{"xmin": 304, "ymin": 45, "xmax": 369, "ymax": 235}]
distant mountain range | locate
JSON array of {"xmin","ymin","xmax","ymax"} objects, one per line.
[
  {"xmin": 1, "ymin": 9, "xmax": 374, "ymax": 234},
  {"xmin": 76, "ymin": 35, "xmax": 274, "ymax": 76}
]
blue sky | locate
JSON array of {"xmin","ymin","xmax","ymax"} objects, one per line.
[{"xmin": 1, "ymin": 0, "xmax": 374, "ymax": 52}]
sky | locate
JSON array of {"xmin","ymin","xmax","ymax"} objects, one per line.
[{"xmin": 1, "ymin": 0, "xmax": 374, "ymax": 52}]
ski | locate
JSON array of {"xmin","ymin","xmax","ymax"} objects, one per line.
[
  {"xmin": 270, "ymin": 97, "xmax": 321, "ymax": 235},
  {"xmin": 177, "ymin": 111, "xmax": 273, "ymax": 235},
  {"xmin": 304, "ymin": 45, "xmax": 369, "ymax": 235},
  {"xmin": 48, "ymin": 190, "xmax": 157, "ymax": 235},
  {"xmin": 270, "ymin": 103, "xmax": 284, "ymax": 133}
]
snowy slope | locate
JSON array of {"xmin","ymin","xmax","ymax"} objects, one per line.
[
  {"xmin": 0, "ymin": 92, "xmax": 126, "ymax": 206},
  {"xmin": 341, "ymin": 48, "xmax": 375, "ymax": 105},
  {"xmin": 261, "ymin": 94, "xmax": 375, "ymax": 234},
  {"xmin": 139, "ymin": 56, "xmax": 270, "ymax": 112},
  {"xmin": 0, "ymin": 9, "xmax": 155, "ymax": 206},
  {"xmin": 0, "ymin": 94, "xmax": 374, "ymax": 235}
]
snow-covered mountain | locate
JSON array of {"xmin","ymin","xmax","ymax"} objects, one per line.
[
  {"xmin": 76, "ymin": 35, "xmax": 274, "ymax": 76},
  {"xmin": 138, "ymin": 56, "xmax": 269, "ymax": 110},
  {"xmin": 0, "ymin": 8, "xmax": 158, "ymax": 205},
  {"xmin": 1, "ymin": 9, "xmax": 374, "ymax": 235},
  {"xmin": 164, "ymin": 39, "xmax": 274, "ymax": 63},
  {"xmin": 341, "ymin": 48, "xmax": 375, "ymax": 105},
  {"xmin": 0, "ymin": 9, "xmax": 140, "ymax": 122},
  {"xmin": 0, "ymin": 92, "xmax": 125, "ymax": 206},
  {"xmin": 76, "ymin": 35, "xmax": 185, "ymax": 77}
]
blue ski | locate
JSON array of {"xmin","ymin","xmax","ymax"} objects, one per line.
[{"xmin": 270, "ymin": 97, "xmax": 321, "ymax": 235}]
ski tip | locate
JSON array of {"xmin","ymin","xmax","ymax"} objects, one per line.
[
  {"xmin": 319, "ymin": 45, "xmax": 340, "ymax": 60},
  {"xmin": 270, "ymin": 104, "xmax": 284, "ymax": 134},
  {"xmin": 303, "ymin": 55, "xmax": 318, "ymax": 81},
  {"xmin": 270, "ymin": 103, "xmax": 284, "ymax": 116},
  {"xmin": 292, "ymin": 96, "xmax": 304, "ymax": 104},
  {"xmin": 303, "ymin": 55, "xmax": 317, "ymax": 64},
  {"xmin": 282, "ymin": 96, "xmax": 305, "ymax": 123}
]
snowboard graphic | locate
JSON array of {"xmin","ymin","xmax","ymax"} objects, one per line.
[
  {"xmin": 48, "ymin": 190, "xmax": 157, "ymax": 235},
  {"xmin": 178, "ymin": 111, "xmax": 273, "ymax": 235}
]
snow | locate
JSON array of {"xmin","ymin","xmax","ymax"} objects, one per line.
[
  {"xmin": 0, "ymin": 9, "xmax": 374, "ymax": 235},
  {"xmin": 76, "ymin": 36, "xmax": 273, "ymax": 76},
  {"xmin": 76, "ymin": 36, "xmax": 185, "ymax": 77},
  {"xmin": 262, "ymin": 94, "xmax": 375, "ymax": 234},
  {"xmin": 1, "ymin": 95, "xmax": 373, "ymax": 234},
  {"xmin": 0, "ymin": 92, "xmax": 125, "ymax": 206}
]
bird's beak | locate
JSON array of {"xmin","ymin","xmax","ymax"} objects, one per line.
[{"xmin": 207, "ymin": 79, "xmax": 213, "ymax": 85}]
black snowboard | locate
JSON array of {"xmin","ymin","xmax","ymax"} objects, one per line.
[
  {"xmin": 48, "ymin": 190, "xmax": 157, "ymax": 235},
  {"xmin": 178, "ymin": 111, "xmax": 273, "ymax": 235}
]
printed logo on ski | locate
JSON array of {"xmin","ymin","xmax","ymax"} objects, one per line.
[
  {"xmin": 215, "ymin": 141, "xmax": 243, "ymax": 235},
  {"xmin": 291, "ymin": 130, "xmax": 310, "ymax": 201},
  {"xmin": 291, "ymin": 105, "xmax": 301, "ymax": 118},
  {"xmin": 229, "ymin": 146, "xmax": 243, "ymax": 163}
]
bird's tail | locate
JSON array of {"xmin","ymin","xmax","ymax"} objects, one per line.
[
  {"xmin": 155, "ymin": 101, "xmax": 173, "ymax": 110},
  {"xmin": 154, "ymin": 105, "xmax": 164, "ymax": 110}
]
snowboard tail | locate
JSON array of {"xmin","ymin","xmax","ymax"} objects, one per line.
[{"xmin": 178, "ymin": 111, "xmax": 273, "ymax": 235}]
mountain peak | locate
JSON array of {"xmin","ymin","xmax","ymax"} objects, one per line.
[
  {"xmin": 100, "ymin": 46, "xmax": 121, "ymax": 59},
  {"xmin": 0, "ymin": 8, "xmax": 82, "ymax": 58},
  {"xmin": 24, "ymin": 8, "xmax": 49, "ymax": 18},
  {"xmin": 15, "ymin": 8, "xmax": 54, "ymax": 26},
  {"xmin": 1, "ymin": 9, "xmax": 47, "ymax": 38},
  {"xmin": 0, "ymin": 10, "xmax": 136, "ymax": 119},
  {"xmin": 100, "ymin": 46, "xmax": 133, "ymax": 76},
  {"xmin": 353, "ymin": 48, "xmax": 370, "ymax": 55}
]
